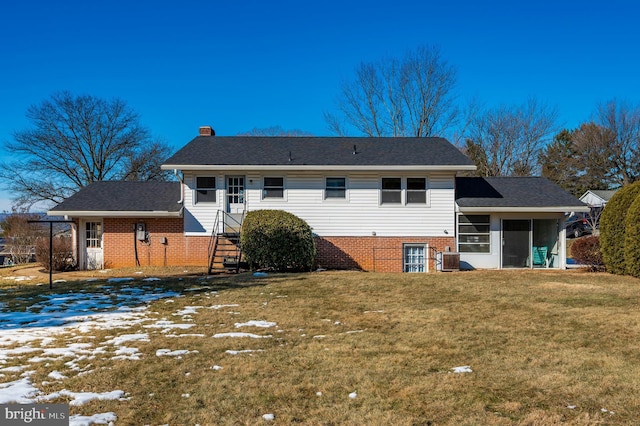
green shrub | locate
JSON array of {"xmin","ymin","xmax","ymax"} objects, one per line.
[
  {"xmin": 600, "ymin": 182, "xmax": 640, "ymax": 274},
  {"xmin": 624, "ymin": 194, "xmax": 640, "ymax": 277},
  {"xmin": 241, "ymin": 210, "xmax": 316, "ymax": 272},
  {"xmin": 570, "ymin": 235, "xmax": 604, "ymax": 271}
]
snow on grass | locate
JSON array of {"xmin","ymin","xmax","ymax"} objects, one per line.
[
  {"xmin": 0, "ymin": 376, "xmax": 40, "ymax": 403},
  {"xmin": 225, "ymin": 349, "xmax": 264, "ymax": 355},
  {"xmin": 213, "ymin": 332, "xmax": 272, "ymax": 339},
  {"xmin": 234, "ymin": 320, "xmax": 276, "ymax": 328},
  {"xmin": 451, "ymin": 366, "xmax": 473, "ymax": 373},
  {"xmin": 69, "ymin": 412, "xmax": 117, "ymax": 426},
  {"xmin": 48, "ymin": 370, "xmax": 67, "ymax": 380},
  {"xmin": 39, "ymin": 389, "xmax": 127, "ymax": 406},
  {"xmin": 156, "ymin": 349, "xmax": 198, "ymax": 357}
]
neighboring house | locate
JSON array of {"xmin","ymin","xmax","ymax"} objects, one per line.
[
  {"xmin": 49, "ymin": 126, "xmax": 589, "ymax": 272},
  {"xmin": 579, "ymin": 189, "xmax": 617, "ymax": 209}
]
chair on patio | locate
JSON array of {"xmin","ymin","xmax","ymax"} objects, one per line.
[{"xmin": 532, "ymin": 246, "xmax": 549, "ymax": 268}]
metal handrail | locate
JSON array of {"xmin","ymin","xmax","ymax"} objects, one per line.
[{"xmin": 207, "ymin": 210, "xmax": 245, "ymax": 273}]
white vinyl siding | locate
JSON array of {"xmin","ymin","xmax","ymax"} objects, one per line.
[{"xmin": 183, "ymin": 171, "xmax": 455, "ymax": 237}]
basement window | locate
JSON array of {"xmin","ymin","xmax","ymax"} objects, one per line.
[{"xmin": 403, "ymin": 244, "xmax": 427, "ymax": 272}]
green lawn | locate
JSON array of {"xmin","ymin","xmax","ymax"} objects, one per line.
[{"xmin": 0, "ymin": 269, "xmax": 638, "ymax": 425}]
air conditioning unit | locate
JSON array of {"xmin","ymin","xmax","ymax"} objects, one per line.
[{"xmin": 441, "ymin": 252, "xmax": 460, "ymax": 272}]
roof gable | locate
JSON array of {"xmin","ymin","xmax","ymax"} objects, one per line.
[
  {"xmin": 162, "ymin": 136, "xmax": 476, "ymax": 170},
  {"xmin": 456, "ymin": 177, "xmax": 589, "ymax": 212}
]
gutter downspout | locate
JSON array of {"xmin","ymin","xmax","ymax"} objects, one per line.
[{"xmin": 174, "ymin": 169, "xmax": 185, "ymax": 217}]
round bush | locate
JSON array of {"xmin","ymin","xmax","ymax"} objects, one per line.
[
  {"xmin": 625, "ymin": 194, "xmax": 640, "ymax": 277},
  {"xmin": 600, "ymin": 181, "xmax": 640, "ymax": 274},
  {"xmin": 241, "ymin": 210, "xmax": 316, "ymax": 272}
]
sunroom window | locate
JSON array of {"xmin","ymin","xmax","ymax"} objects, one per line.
[{"xmin": 458, "ymin": 215, "xmax": 490, "ymax": 253}]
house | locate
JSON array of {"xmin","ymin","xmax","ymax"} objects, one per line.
[
  {"xmin": 579, "ymin": 189, "xmax": 617, "ymax": 209},
  {"xmin": 49, "ymin": 126, "xmax": 589, "ymax": 272}
]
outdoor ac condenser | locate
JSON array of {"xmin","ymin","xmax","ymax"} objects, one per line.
[{"xmin": 440, "ymin": 252, "xmax": 460, "ymax": 272}]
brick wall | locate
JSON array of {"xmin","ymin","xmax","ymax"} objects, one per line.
[
  {"xmin": 102, "ymin": 218, "xmax": 208, "ymax": 268},
  {"xmin": 96, "ymin": 217, "xmax": 454, "ymax": 272},
  {"xmin": 315, "ymin": 236, "xmax": 456, "ymax": 272}
]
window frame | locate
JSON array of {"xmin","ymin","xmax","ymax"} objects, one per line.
[
  {"xmin": 262, "ymin": 176, "xmax": 285, "ymax": 199},
  {"xmin": 85, "ymin": 221, "xmax": 102, "ymax": 249},
  {"xmin": 406, "ymin": 177, "xmax": 427, "ymax": 205},
  {"xmin": 458, "ymin": 214, "xmax": 491, "ymax": 253},
  {"xmin": 325, "ymin": 177, "xmax": 347, "ymax": 200},
  {"xmin": 381, "ymin": 177, "xmax": 402, "ymax": 205},
  {"xmin": 403, "ymin": 243, "xmax": 428, "ymax": 273},
  {"xmin": 195, "ymin": 176, "xmax": 217, "ymax": 204}
]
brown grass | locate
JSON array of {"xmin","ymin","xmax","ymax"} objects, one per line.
[{"xmin": 0, "ymin": 268, "xmax": 639, "ymax": 424}]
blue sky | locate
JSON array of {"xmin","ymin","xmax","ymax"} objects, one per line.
[{"xmin": 1, "ymin": 0, "xmax": 639, "ymax": 210}]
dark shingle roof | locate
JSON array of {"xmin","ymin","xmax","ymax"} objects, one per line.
[
  {"xmin": 162, "ymin": 136, "xmax": 475, "ymax": 168},
  {"xmin": 456, "ymin": 177, "xmax": 589, "ymax": 210},
  {"xmin": 49, "ymin": 181, "xmax": 181, "ymax": 214}
]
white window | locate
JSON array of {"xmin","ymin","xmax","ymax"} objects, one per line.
[
  {"xmin": 263, "ymin": 177, "xmax": 284, "ymax": 198},
  {"xmin": 381, "ymin": 178, "xmax": 402, "ymax": 204},
  {"xmin": 325, "ymin": 177, "xmax": 346, "ymax": 199},
  {"xmin": 85, "ymin": 222, "xmax": 102, "ymax": 248},
  {"xmin": 404, "ymin": 244, "xmax": 427, "ymax": 272},
  {"xmin": 195, "ymin": 176, "xmax": 216, "ymax": 203},
  {"xmin": 458, "ymin": 215, "xmax": 491, "ymax": 253},
  {"xmin": 406, "ymin": 178, "xmax": 427, "ymax": 204}
]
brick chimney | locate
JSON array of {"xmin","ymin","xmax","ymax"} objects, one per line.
[{"xmin": 199, "ymin": 126, "xmax": 215, "ymax": 136}]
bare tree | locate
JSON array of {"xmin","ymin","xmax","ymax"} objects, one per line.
[
  {"xmin": 1, "ymin": 211, "xmax": 44, "ymax": 264},
  {"xmin": 237, "ymin": 126, "xmax": 313, "ymax": 136},
  {"xmin": 1, "ymin": 91, "xmax": 173, "ymax": 208},
  {"xmin": 325, "ymin": 45, "xmax": 459, "ymax": 137},
  {"xmin": 591, "ymin": 99, "xmax": 640, "ymax": 187},
  {"xmin": 464, "ymin": 99, "xmax": 558, "ymax": 176}
]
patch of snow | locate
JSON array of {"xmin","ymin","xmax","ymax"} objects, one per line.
[
  {"xmin": 40, "ymin": 389, "xmax": 127, "ymax": 406},
  {"xmin": 211, "ymin": 365, "xmax": 223, "ymax": 370},
  {"xmin": 0, "ymin": 376, "xmax": 40, "ymax": 403},
  {"xmin": 262, "ymin": 413, "xmax": 275, "ymax": 421},
  {"xmin": 107, "ymin": 277, "xmax": 134, "ymax": 283},
  {"xmin": 156, "ymin": 349, "xmax": 197, "ymax": 357},
  {"xmin": 213, "ymin": 332, "xmax": 272, "ymax": 339},
  {"xmin": 69, "ymin": 412, "xmax": 117, "ymax": 426},
  {"xmin": 209, "ymin": 304, "xmax": 240, "ymax": 310},
  {"xmin": 225, "ymin": 349, "xmax": 263, "ymax": 355},
  {"xmin": 48, "ymin": 370, "xmax": 67, "ymax": 380},
  {"xmin": 105, "ymin": 333, "xmax": 149, "ymax": 345},
  {"xmin": 349, "ymin": 391, "xmax": 357, "ymax": 399},
  {"xmin": 234, "ymin": 320, "xmax": 276, "ymax": 328},
  {"xmin": 451, "ymin": 366, "xmax": 473, "ymax": 373}
]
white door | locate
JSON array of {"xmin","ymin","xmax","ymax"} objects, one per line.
[
  {"xmin": 225, "ymin": 176, "xmax": 245, "ymax": 232},
  {"xmin": 83, "ymin": 221, "xmax": 103, "ymax": 270}
]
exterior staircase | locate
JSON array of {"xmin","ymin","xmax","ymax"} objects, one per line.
[{"xmin": 207, "ymin": 211, "xmax": 244, "ymax": 274}]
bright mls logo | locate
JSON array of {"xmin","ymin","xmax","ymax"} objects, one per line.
[{"xmin": 1, "ymin": 404, "xmax": 68, "ymax": 425}]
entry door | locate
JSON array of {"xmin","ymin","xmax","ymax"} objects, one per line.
[
  {"xmin": 225, "ymin": 176, "xmax": 245, "ymax": 231},
  {"xmin": 83, "ymin": 221, "xmax": 103, "ymax": 270},
  {"xmin": 502, "ymin": 220, "xmax": 530, "ymax": 268}
]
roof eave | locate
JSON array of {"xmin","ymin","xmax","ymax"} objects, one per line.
[
  {"xmin": 47, "ymin": 210, "xmax": 183, "ymax": 218},
  {"xmin": 161, "ymin": 164, "xmax": 478, "ymax": 172},
  {"xmin": 456, "ymin": 206, "xmax": 591, "ymax": 213}
]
